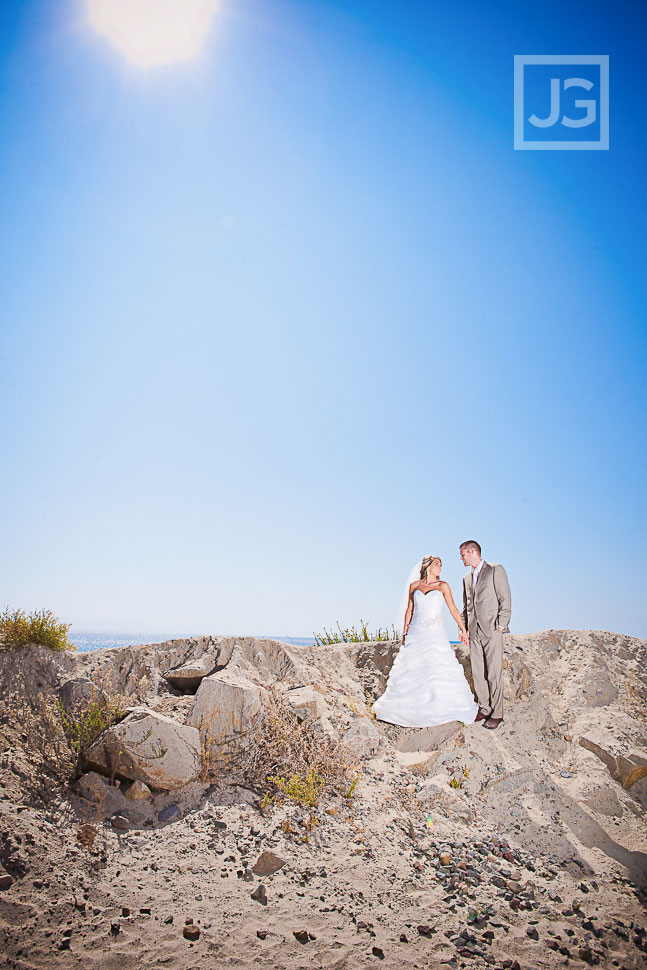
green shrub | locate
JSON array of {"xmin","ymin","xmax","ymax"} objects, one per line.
[
  {"xmin": 313, "ymin": 619, "xmax": 397, "ymax": 646},
  {"xmin": 0, "ymin": 608, "xmax": 74, "ymax": 652},
  {"xmin": 56, "ymin": 689, "xmax": 127, "ymax": 767}
]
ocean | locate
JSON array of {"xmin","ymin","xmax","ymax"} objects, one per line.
[{"xmin": 69, "ymin": 631, "xmax": 317, "ymax": 653}]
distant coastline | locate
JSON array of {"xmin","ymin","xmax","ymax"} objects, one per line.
[{"xmin": 70, "ymin": 630, "xmax": 317, "ymax": 653}]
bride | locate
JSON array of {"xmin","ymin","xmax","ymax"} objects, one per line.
[{"xmin": 372, "ymin": 555, "xmax": 478, "ymax": 727}]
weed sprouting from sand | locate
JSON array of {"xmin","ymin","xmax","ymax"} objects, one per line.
[
  {"xmin": 56, "ymin": 686, "xmax": 127, "ymax": 775},
  {"xmin": 266, "ymin": 767, "xmax": 325, "ymax": 808},
  {"xmin": 343, "ymin": 773, "xmax": 362, "ymax": 800},
  {"xmin": 0, "ymin": 607, "xmax": 74, "ymax": 652},
  {"xmin": 313, "ymin": 620, "xmax": 397, "ymax": 646}
]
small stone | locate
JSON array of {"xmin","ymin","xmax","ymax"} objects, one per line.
[
  {"xmin": 252, "ymin": 851, "xmax": 287, "ymax": 876},
  {"xmin": 158, "ymin": 803, "xmax": 179, "ymax": 822},
  {"xmin": 110, "ymin": 815, "xmax": 130, "ymax": 830},
  {"xmin": 578, "ymin": 947, "xmax": 595, "ymax": 964},
  {"xmin": 294, "ymin": 929, "xmax": 309, "ymax": 943},
  {"xmin": 417, "ymin": 924, "xmax": 434, "ymax": 937},
  {"xmin": 526, "ymin": 926, "xmax": 539, "ymax": 940},
  {"xmin": 439, "ymin": 851, "xmax": 452, "ymax": 866},
  {"xmin": 372, "ymin": 946, "xmax": 385, "ymax": 959},
  {"xmin": 256, "ymin": 930, "xmax": 267, "ymax": 939},
  {"xmin": 183, "ymin": 923, "xmax": 200, "ymax": 940},
  {"xmin": 560, "ymin": 770, "xmax": 572, "ymax": 778},
  {"xmin": 400, "ymin": 933, "xmax": 408, "ymax": 942},
  {"xmin": 124, "ymin": 780, "xmax": 152, "ymax": 801},
  {"xmin": 0, "ymin": 874, "xmax": 13, "ymax": 891},
  {"xmin": 251, "ymin": 885, "xmax": 267, "ymax": 905},
  {"xmin": 110, "ymin": 921, "xmax": 120, "ymax": 935},
  {"xmin": 121, "ymin": 906, "xmax": 130, "ymax": 917}
]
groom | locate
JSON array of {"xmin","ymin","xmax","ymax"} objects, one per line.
[{"xmin": 460, "ymin": 540, "xmax": 511, "ymax": 730}]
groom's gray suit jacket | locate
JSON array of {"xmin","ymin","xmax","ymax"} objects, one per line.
[{"xmin": 462, "ymin": 562, "xmax": 511, "ymax": 639}]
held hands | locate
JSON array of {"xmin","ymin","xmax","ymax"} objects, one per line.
[{"xmin": 458, "ymin": 630, "xmax": 469, "ymax": 646}]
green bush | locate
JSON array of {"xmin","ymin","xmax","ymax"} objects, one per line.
[{"xmin": 0, "ymin": 607, "xmax": 74, "ymax": 652}]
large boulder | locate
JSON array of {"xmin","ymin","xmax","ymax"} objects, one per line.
[
  {"xmin": 186, "ymin": 674, "xmax": 266, "ymax": 748},
  {"xmin": 84, "ymin": 707, "xmax": 201, "ymax": 790}
]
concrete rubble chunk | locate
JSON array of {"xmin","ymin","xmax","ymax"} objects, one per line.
[
  {"xmin": 162, "ymin": 658, "xmax": 214, "ymax": 692},
  {"xmin": 342, "ymin": 717, "xmax": 381, "ymax": 756},
  {"xmin": 84, "ymin": 706, "xmax": 201, "ymax": 790},
  {"xmin": 579, "ymin": 737, "xmax": 647, "ymax": 790},
  {"xmin": 186, "ymin": 674, "xmax": 266, "ymax": 748},
  {"xmin": 397, "ymin": 721, "xmax": 462, "ymax": 754},
  {"xmin": 284, "ymin": 685, "xmax": 325, "ymax": 719}
]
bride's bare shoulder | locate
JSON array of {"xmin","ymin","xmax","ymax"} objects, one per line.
[{"xmin": 409, "ymin": 580, "xmax": 422, "ymax": 592}]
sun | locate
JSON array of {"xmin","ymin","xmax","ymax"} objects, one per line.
[{"xmin": 86, "ymin": 0, "xmax": 218, "ymax": 68}]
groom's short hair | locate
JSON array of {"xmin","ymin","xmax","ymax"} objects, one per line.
[{"xmin": 460, "ymin": 540, "xmax": 482, "ymax": 556}]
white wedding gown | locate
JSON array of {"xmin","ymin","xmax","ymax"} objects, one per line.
[{"xmin": 372, "ymin": 589, "xmax": 478, "ymax": 727}]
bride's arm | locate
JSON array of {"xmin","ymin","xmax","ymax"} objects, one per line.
[
  {"xmin": 402, "ymin": 584, "xmax": 416, "ymax": 641},
  {"xmin": 440, "ymin": 582, "xmax": 468, "ymax": 641}
]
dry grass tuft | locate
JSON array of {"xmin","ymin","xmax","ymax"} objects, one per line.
[
  {"xmin": 0, "ymin": 674, "xmax": 128, "ymax": 807},
  {"xmin": 245, "ymin": 687, "xmax": 358, "ymax": 808}
]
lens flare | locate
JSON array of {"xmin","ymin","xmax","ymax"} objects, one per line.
[{"xmin": 87, "ymin": 0, "xmax": 218, "ymax": 67}]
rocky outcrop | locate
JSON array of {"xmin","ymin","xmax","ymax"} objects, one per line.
[{"xmin": 84, "ymin": 707, "xmax": 201, "ymax": 790}]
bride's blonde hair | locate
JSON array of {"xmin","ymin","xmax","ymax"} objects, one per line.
[{"xmin": 420, "ymin": 554, "xmax": 441, "ymax": 580}]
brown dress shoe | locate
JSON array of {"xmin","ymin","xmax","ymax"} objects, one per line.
[
  {"xmin": 483, "ymin": 716, "xmax": 503, "ymax": 730},
  {"xmin": 474, "ymin": 709, "xmax": 490, "ymax": 722}
]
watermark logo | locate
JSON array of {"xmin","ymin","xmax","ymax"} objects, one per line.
[{"xmin": 514, "ymin": 55, "xmax": 609, "ymax": 150}]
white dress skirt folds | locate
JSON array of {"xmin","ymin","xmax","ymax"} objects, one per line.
[{"xmin": 372, "ymin": 589, "xmax": 478, "ymax": 727}]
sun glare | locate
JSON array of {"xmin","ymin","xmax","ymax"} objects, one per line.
[{"xmin": 86, "ymin": 0, "xmax": 218, "ymax": 67}]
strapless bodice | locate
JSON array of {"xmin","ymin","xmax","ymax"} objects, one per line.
[{"xmin": 412, "ymin": 588, "xmax": 444, "ymax": 625}]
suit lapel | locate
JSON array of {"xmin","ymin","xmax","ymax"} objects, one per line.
[{"xmin": 474, "ymin": 562, "xmax": 490, "ymax": 598}]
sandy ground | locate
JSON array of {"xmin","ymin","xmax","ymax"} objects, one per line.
[{"xmin": 1, "ymin": 629, "xmax": 646, "ymax": 969}]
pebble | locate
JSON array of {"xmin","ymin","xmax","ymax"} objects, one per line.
[
  {"xmin": 251, "ymin": 884, "xmax": 267, "ymax": 905},
  {"xmin": 0, "ymin": 874, "xmax": 13, "ymax": 890},
  {"xmin": 158, "ymin": 804, "xmax": 179, "ymax": 822},
  {"xmin": 293, "ymin": 929, "xmax": 310, "ymax": 943},
  {"xmin": 110, "ymin": 815, "xmax": 130, "ymax": 830},
  {"xmin": 183, "ymin": 924, "xmax": 200, "ymax": 941}
]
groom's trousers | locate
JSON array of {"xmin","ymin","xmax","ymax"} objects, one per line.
[{"xmin": 469, "ymin": 626, "xmax": 504, "ymax": 719}]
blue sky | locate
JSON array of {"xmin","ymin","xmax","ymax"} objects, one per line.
[{"xmin": 1, "ymin": 0, "xmax": 645, "ymax": 638}]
